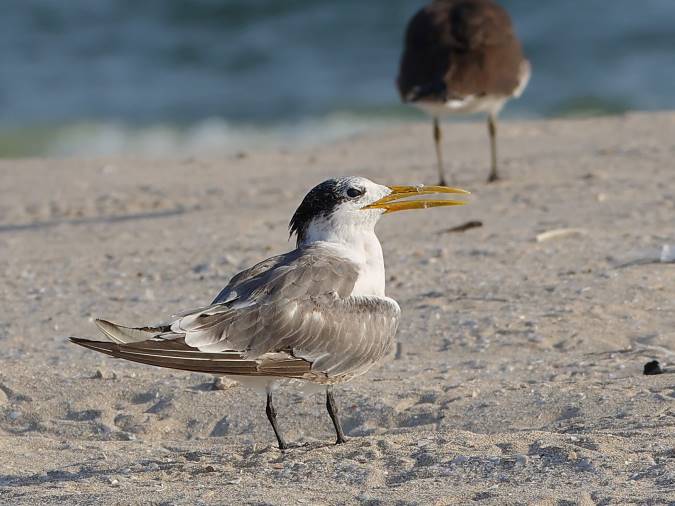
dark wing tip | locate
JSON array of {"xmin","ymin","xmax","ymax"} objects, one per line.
[
  {"xmin": 69, "ymin": 336, "xmax": 99, "ymax": 344},
  {"xmin": 69, "ymin": 336, "xmax": 117, "ymax": 353}
]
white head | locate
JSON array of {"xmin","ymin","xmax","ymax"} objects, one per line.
[
  {"xmin": 289, "ymin": 177, "xmax": 390, "ymax": 246},
  {"xmin": 289, "ymin": 176, "xmax": 468, "ymax": 247}
]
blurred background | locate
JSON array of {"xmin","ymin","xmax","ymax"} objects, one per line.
[{"xmin": 1, "ymin": 0, "xmax": 674, "ymax": 157}]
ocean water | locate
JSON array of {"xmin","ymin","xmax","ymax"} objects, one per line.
[{"xmin": 1, "ymin": 0, "xmax": 674, "ymax": 157}]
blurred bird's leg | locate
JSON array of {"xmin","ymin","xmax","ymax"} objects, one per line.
[
  {"xmin": 266, "ymin": 391, "xmax": 288, "ymax": 450},
  {"xmin": 326, "ymin": 386, "xmax": 347, "ymax": 445},
  {"xmin": 487, "ymin": 112, "xmax": 499, "ymax": 183},
  {"xmin": 433, "ymin": 117, "xmax": 448, "ymax": 186}
]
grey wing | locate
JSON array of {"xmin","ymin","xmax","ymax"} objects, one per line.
[
  {"xmin": 172, "ymin": 245, "xmax": 400, "ymax": 379},
  {"xmin": 210, "ymin": 251, "xmax": 297, "ymax": 304},
  {"xmin": 288, "ymin": 295, "xmax": 401, "ymax": 379},
  {"xmin": 152, "ymin": 255, "xmax": 296, "ymax": 322}
]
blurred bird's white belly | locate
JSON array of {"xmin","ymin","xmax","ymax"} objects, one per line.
[
  {"xmin": 414, "ymin": 95, "xmax": 507, "ymax": 117},
  {"xmin": 413, "ymin": 61, "xmax": 530, "ymax": 118}
]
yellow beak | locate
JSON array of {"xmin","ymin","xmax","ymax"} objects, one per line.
[{"xmin": 362, "ymin": 185, "xmax": 469, "ymax": 213}]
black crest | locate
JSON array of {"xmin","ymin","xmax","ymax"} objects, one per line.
[{"xmin": 289, "ymin": 178, "xmax": 355, "ymax": 245}]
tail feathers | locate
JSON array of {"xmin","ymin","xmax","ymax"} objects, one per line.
[
  {"xmin": 94, "ymin": 319, "xmax": 173, "ymax": 344},
  {"xmin": 69, "ymin": 337, "xmax": 311, "ymax": 378}
]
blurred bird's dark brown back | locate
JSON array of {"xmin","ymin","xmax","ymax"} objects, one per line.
[{"xmin": 397, "ymin": 0, "xmax": 526, "ymax": 102}]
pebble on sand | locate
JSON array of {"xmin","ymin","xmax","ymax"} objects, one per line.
[{"xmin": 643, "ymin": 360, "xmax": 664, "ymax": 376}]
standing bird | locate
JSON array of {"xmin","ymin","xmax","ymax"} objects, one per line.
[
  {"xmin": 397, "ymin": 0, "xmax": 530, "ymax": 184},
  {"xmin": 70, "ymin": 177, "xmax": 468, "ymax": 449}
]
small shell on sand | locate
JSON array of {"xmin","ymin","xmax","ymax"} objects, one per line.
[{"xmin": 536, "ymin": 228, "xmax": 588, "ymax": 243}]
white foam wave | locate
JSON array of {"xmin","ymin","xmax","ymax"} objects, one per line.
[{"xmin": 45, "ymin": 115, "xmax": 390, "ymax": 157}]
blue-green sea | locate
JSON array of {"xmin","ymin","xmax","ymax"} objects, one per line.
[{"xmin": 1, "ymin": 0, "xmax": 674, "ymax": 156}]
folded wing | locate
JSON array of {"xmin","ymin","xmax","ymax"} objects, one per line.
[{"xmin": 71, "ymin": 244, "xmax": 400, "ymax": 381}]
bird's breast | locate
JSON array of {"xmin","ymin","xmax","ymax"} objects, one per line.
[
  {"xmin": 349, "ymin": 236, "xmax": 386, "ymax": 297},
  {"xmin": 312, "ymin": 232, "xmax": 387, "ymax": 298}
]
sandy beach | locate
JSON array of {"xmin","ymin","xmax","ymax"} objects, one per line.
[{"xmin": 1, "ymin": 112, "xmax": 674, "ymax": 505}]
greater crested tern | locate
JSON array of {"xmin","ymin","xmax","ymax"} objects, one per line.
[
  {"xmin": 397, "ymin": 0, "xmax": 530, "ymax": 184},
  {"xmin": 70, "ymin": 177, "xmax": 468, "ymax": 449}
]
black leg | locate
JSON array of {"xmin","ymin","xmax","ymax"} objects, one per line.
[
  {"xmin": 266, "ymin": 391, "xmax": 288, "ymax": 450},
  {"xmin": 326, "ymin": 387, "xmax": 347, "ymax": 445},
  {"xmin": 433, "ymin": 117, "xmax": 447, "ymax": 186},
  {"xmin": 487, "ymin": 113, "xmax": 499, "ymax": 183}
]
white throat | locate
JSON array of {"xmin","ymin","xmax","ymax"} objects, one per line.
[{"xmin": 300, "ymin": 218, "xmax": 386, "ymax": 297}]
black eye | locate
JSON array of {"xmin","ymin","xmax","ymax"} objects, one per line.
[{"xmin": 346, "ymin": 187, "xmax": 364, "ymax": 198}]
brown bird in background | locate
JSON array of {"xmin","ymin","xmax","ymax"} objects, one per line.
[{"xmin": 397, "ymin": 0, "xmax": 530, "ymax": 184}]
